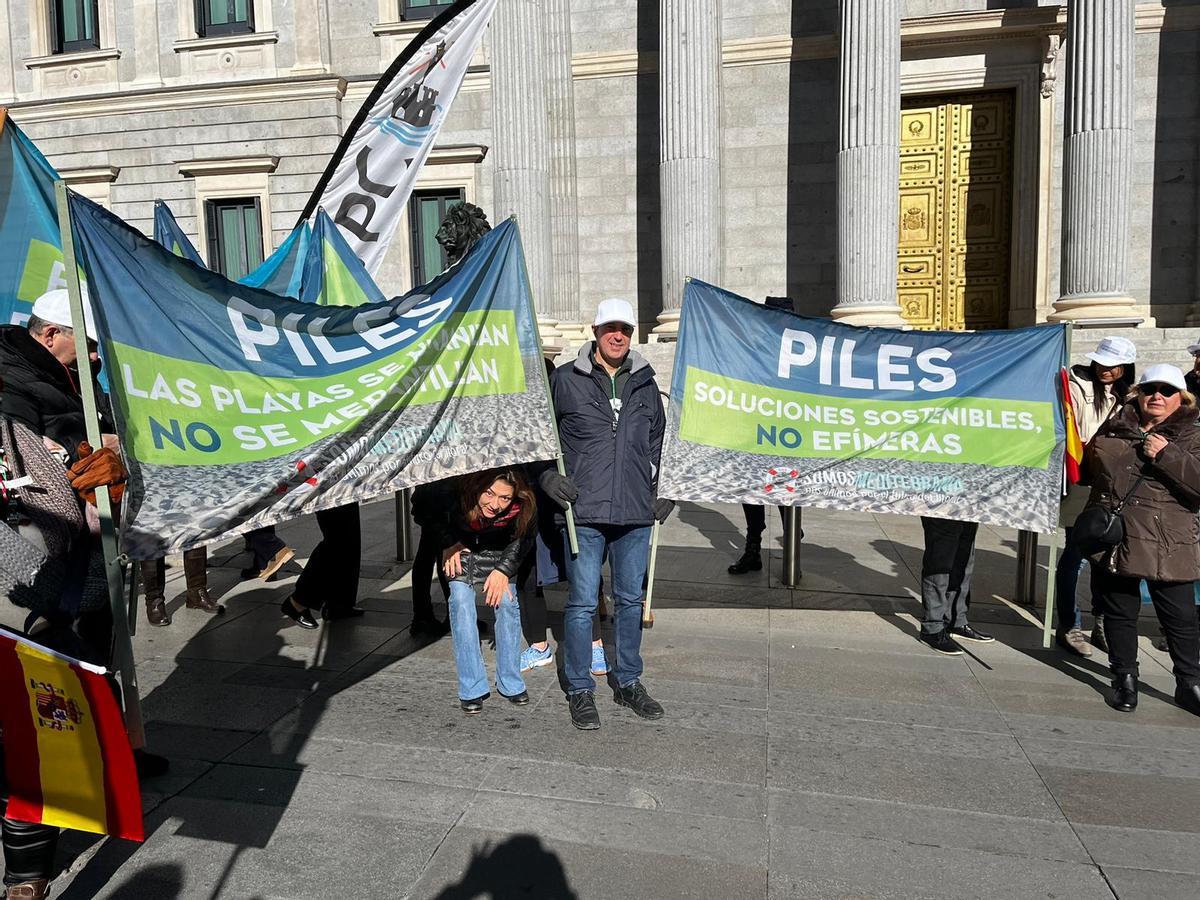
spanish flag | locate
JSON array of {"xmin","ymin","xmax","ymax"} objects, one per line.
[
  {"xmin": 0, "ymin": 631, "xmax": 143, "ymax": 841},
  {"xmin": 1061, "ymin": 368, "xmax": 1083, "ymax": 485}
]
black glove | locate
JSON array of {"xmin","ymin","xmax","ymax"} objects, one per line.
[
  {"xmin": 653, "ymin": 497, "xmax": 675, "ymax": 523},
  {"xmin": 538, "ymin": 470, "xmax": 579, "ymax": 510}
]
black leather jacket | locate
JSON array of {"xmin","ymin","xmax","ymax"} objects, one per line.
[{"xmin": 434, "ymin": 503, "xmax": 532, "ymax": 588}]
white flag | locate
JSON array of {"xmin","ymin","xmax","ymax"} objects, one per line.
[{"xmin": 300, "ymin": 0, "xmax": 498, "ymax": 276}]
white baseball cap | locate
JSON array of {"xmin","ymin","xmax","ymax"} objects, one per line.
[
  {"xmin": 1085, "ymin": 336, "xmax": 1137, "ymax": 367},
  {"xmin": 1137, "ymin": 364, "xmax": 1187, "ymax": 393},
  {"xmin": 593, "ymin": 297, "xmax": 637, "ymax": 329},
  {"xmin": 31, "ymin": 287, "xmax": 97, "ymax": 341}
]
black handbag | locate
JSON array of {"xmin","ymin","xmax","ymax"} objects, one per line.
[{"xmin": 1071, "ymin": 470, "xmax": 1148, "ymax": 553}]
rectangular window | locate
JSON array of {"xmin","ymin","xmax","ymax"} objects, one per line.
[
  {"xmin": 401, "ymin": 0, "xmax": 456, "ymax": 22},
  {"xmin": 50, "ymin": 0, "xmax": 100, "ymax": 54},
  {"xmin": 205, "ymin": 198, "xmax": 264, "ymax": 281},
  {"xmin": 194, "ymin": 0, "xmax": 254, "ymax": 38},
  {"xmin": 408, "ymin": 189, "xmax": 464, "ymax": 287}
]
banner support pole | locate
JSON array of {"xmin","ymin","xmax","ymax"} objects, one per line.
[
  {"xmin": 53, "ymin": 180, "xmax": 145, "ymax": 746},
  {"xmin": 394, "ymin": 489, "xmax": 415, "ymax": 562},
  {"xmin": 1043, "ymin": 322, "xmax": 1074, "ymax": 649},
  {"xmin": 642, "ymin": 520, "xmax": 660, "ymax": 628}
]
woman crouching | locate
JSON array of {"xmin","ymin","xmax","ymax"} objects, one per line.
[
  {"xmin": 439, "ymin": 468, "xmax": 536, "ymax": 714},
  {"xmin": 1084, "ymin": 364, "xmax": 1200, "ymax": 716}
]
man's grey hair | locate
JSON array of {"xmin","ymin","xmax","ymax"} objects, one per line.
[{"xmin": 27, "ymin": 314, "xmax": 57, "ymax": 335}]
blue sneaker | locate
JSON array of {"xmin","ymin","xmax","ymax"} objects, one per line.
[
  {"xmin": 520, "ymin": 645, "xmax": 554, "ymax": 672},
  {"xmin": 591, "ymin": 643, "xmax": 608, "ymax": 676}
]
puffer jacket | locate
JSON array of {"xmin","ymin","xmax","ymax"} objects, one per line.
[
  {"xmin": 1083, "ymin": 400, "xmax": 1200, "ymax": 581},
  {"xmin": 549, "ymin": 343, "xmax": 665, "ymax": 527},
  {"xmin": 433, "ymin": 500, "xmax": 532, "ymax": 588}
]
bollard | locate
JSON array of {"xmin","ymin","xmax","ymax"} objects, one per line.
[
  {"xmin": 782, "ymin": 506, "xmax": 803, "ymax": 587},
  {"xmin": 1015, "ymin": 530, "xmax": 1038, "ymax": 608},
  {"xmin": 395, "ymin": 489, "xmax": 416, "ymax": 562}
]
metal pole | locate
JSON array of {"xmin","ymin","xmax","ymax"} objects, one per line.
[
  {"xmin": 394, "ymin": 489, "xmax": 415, "ymax": 561},
  {"xmin": 1042, "ymin": 531, "xmax": 1060, "ymax": 649},
  {"xmin": 1015, "ymin": 530, "xmax": 1038, "ymax": 607},
  {"xmin": 642, "ymin": 520, "xmax": 660, "ymax": 628},
  {"xmin": 782, "ymin": 506, "xmax": 803, "ymax": 587},
  {"xmin": 54, "ymin": 180, "xmax": 144, "ymax": 746}
]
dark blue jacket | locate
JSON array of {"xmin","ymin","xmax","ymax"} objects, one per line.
[{"xmin": 549, "ymin": 343, "xmax": 665, "ymax": 527}]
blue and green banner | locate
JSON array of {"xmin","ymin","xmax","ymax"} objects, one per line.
[
  {"xmin": 0, "ymin": 112, "xmax": 69, "ymax": 328},
  {"xmin": 660, "ymin": 281, "xmax": 1067, "ymax": 532},
  {"xmin": 300, "ymin": 209, "xmax": 386, "ymax": 307},
  {"xmin": 69, "ymin": 193, "xmax": 558, "ymax": 558}
]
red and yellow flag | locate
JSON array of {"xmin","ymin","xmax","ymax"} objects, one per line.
[
  {"xmin": 1061, "ymin": 368, "xmax": 1083, "ymax": 485},
  {"xmin": 0, "ymin": 631, "xmax": 143, "ymax": 841}
]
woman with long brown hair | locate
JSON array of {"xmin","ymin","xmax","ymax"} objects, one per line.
[{"xmin": 437, "ymin": 467, "xmax": 537, "ymax": 714}]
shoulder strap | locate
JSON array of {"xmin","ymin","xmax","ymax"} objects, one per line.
[{"xmin": 1111, "ymin": 468, "xmax": 1149, "ymax": 515}]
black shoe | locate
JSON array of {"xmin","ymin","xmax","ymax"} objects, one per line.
[
  {"xmin": 728, "ymin": 546, "xmax": 763, "ymax": 575},
  {"xmin": 281, "ymin": 597, "xmax": 319, "ymax": 629},
  {"xmin": 920, "ymin": 629, "xmax": 965, "ymax": 656},
  {"xmin": 501, "ymin": 690, "xmax": 530, "ymax": 706},
  {"xmin": 322, "ymin": 605, "xmax": 366, "ymax": 621},
  {"xmin": 1110, "ymin": 673, "xmax": 1137, "ymax": 712},
  {"xmin": 460, "ymin": 693, "xmax": 489, "ymax": 715},
  {"xmin": 1174, "ymin": 682, "xmax": 1200, "ymax": 717},
  {"xmin": 950, "ymin": 625, "xmax": 995, "ymax": 643},
  {"xmin": 613, "ymin": 680, "xmax": 664, "ymax": 720},
  {"xmin": 411, "ymin": 615, "xmax": 450, "ymax": 639},
  {"xmin": 1091, "ymin": 616, "xmax": 1109, "ymax": 654},
  {"xmin": 568, "ymin": 691, "xmax": 601, "ymax": 730},
  {"xmin": 133, "ymin": 748, "xmax": 170, "ymax": 779}
]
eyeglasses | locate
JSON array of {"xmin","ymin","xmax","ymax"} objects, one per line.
[{"xmin": 1138, "ymin": 383, "xmax": 1179, "ymax": 398}]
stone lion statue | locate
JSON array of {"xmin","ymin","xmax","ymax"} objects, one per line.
[{"xmin": 435, "ymin": 202, "xmax": 492, "ymax": 265}]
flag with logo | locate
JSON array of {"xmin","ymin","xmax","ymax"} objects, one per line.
[
  {"xmin": 299, "ymin": 0, "xmax": 498, "ymax": 274},
  {"xmin": 0, "ymin": 630, "xmax": 143, "ymax": 841},
  {"xmin": 67, "ymin": 192, "xmax": 558, "ymax": 558},
  {"xmin": 0, "ymin": 110, "xmax": 69, "ymax": 328}
]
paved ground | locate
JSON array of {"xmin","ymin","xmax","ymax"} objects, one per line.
[{"xmin": 7, "ymin": 499, "xmax": 1199, "ymax": 899}]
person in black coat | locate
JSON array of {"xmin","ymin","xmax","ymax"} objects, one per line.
[
  {"xmin": 435, "ymin": 468, "xmax": 536, "ymax": 714},
  {"xmin": 0, "ymin": 290, "xmax": 115, "ymax": 462}
]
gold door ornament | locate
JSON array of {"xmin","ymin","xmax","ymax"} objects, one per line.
[{"xmin": 897, "ymin": 92, "xmax": 1014, "ymax": 331}]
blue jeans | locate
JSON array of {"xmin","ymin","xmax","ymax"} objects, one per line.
[
  {"xmin": 564, "ymin": 524, "xmax": 652, "ymax": 694},
  {"xmin": 447, "ymin": 580, "xmax": 525, "ymax": 701},
  {"xmin": 1055, "ymin": 527, "xmax": 1087, "ymax": 633}
]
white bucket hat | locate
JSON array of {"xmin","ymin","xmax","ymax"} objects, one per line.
[
  {"xmin": 1085, "ymin": 336, "xmax": 1137, "ymax": 368},
  {"xmin": 1137, "ymin": 364, "xmax": 1187, "ymax": 393}
]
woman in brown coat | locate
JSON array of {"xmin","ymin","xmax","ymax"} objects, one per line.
[{"xmin": 1084, "ymin": 364, "xmax": 1200, "ymax": 716}]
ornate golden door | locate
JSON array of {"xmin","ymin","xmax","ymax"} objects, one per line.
[{"xmin": 897, "ymin": 93, "xmax": 1013, "ymax": 330}]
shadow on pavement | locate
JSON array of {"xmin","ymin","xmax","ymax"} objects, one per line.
[{"xmin": 430, "ymin": 834, "xmax": 577, "ymax": 900}]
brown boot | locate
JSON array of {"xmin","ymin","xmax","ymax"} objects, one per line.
[
  {"xmin": 6, "ymin": 878, "xmax": 51, "ymax": 899},
  {"xmin": 141, "ymin": 558, "xmax": 169, "ymax": 627},
  {"xmin": 183, "ymin": 547, "xmax": 224, "ymax": 615}
]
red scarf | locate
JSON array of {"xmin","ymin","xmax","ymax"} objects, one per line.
[{"xmin": 469, "ymin": 500, "xmax": 521, "ymax": 532}]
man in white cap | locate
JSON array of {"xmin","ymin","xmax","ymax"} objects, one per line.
[
  {"xmin": 0, "ymin": 288, "xmax": 115, "ymax": 463},
  {"xmin": 538, "ymin": 297, "xmax": 674, "ymax": 730}
]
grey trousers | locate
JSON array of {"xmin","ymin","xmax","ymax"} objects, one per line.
[{"xmin": 920, "ymin": 517, "xmax": 978, "ymax": 635}]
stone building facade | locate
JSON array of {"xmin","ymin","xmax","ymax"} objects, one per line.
[{"xmin": 3, "ymin": 1, "xmax": 1199, "ymax": 354}]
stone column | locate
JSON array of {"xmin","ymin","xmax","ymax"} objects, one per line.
[
  {"xmin": 545, "ymin": 0, "xmax": 585, "ymax": 348},
  {"xmin": 490, "ymin": 0, "xmax": 561, "ymax": 356},
  {"xmin": 130, "ymin": 0, "xmax": 163, "ymax": 87},
  {"xmin": 831, "ymin": 0, "xmax": 903, "ymax": 326},
  {"xmin": 290, "ymin": 0, "xmax": 330, "ymax": 76},
  {"xmin": 1051, "ymin": 0, "xmax": 1145, "ymax": 324},
  {"xmin": 653, "ymin": 0, "xmax": 721, "ymax": 340}
]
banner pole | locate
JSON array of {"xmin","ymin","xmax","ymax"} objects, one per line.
[
  {"xmin": 53, "ymin": 180, "xmax": 145, "ymax": 746},
  {"xmin": 642, "ymin": 520, "xmax": 660, "ymax": 628},
  {"xmin": 515, "ymin": 216, "xmax": 578, "ymax": 556},
  {"xmin": 1044, "ymin": 322, "xmax": 1074, "ymax": 649}
]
